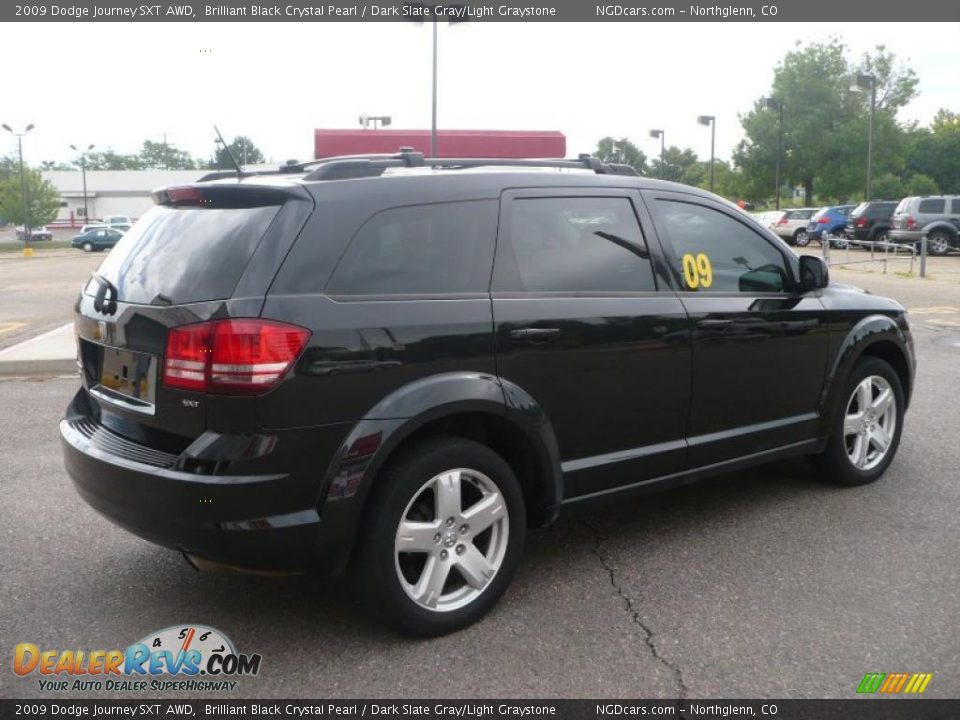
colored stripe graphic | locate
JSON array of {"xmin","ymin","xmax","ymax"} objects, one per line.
[{"xmin": 857, "ymin": 673, "xmax": 885, "ymax": 693}]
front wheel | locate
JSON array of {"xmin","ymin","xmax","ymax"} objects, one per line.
[
  {"xmin": 82, "ymin": 242, "xmax": 93, "ymax": 253},
  {"xmin": 355, "ymin": 436, "xmax": 526, "ymax": 636},
  {"xmin": 813, "ymin": 356, "xmax": 904, "ymax": 486}
]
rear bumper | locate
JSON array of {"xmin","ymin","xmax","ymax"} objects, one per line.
[
  {"xmin": 888, "ymin": 230, "xmax": 922, "ymax": 243},
  {"xmin": 60, "ymin": 388, "xmax": 357, "ymax": 574}
]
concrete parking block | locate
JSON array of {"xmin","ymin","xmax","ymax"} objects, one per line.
[{"xmin": 0, "ymin": 322, "xmax": 77, "ymax": 376}]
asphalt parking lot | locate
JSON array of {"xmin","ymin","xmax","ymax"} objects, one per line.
[{"xmin": 1, "ymin": 260, "xmax": 959, "ymax": 700}]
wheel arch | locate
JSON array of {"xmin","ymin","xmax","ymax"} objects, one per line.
[
  {"xmin": 317, "ymin": 372, "xmax": 562, "ymax": 573},
  {"xmin": 818, "ymin": 315, "xmax": 914, "ymax": 440}
]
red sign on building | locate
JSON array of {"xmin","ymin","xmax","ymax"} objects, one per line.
[{"xmin": 314, "ymin": 129, "xmax": 566, "ymax": 160}]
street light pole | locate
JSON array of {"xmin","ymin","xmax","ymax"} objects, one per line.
[
  {"xmin": 431, "ymin": 19, "xmax": 438, "ymax": 158},
  {"xmin": 3, "ymin": 123, "xmax": 35, "ymax": 253},
  {"xmin": 851, "ymin": 73, "xmax": 877, "ymax": 200},
  {"xmin": 762, "ymin": 98, "xmax": 783, "ymax": 210},
  {"xmin": 698, "ymin": 115, "xmax": 716, "ymax": 193},
  {"xmin": 70, "ymin": 143, "xmax": 95, "ymax": 226},
  {"xmin": 649, "ymin": 129, "xmax": 665, "ymax": 179}
]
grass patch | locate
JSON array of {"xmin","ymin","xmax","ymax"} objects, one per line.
[{"xmin": 0, "ymin": 241, "xmax": 74, "ymax": 253}]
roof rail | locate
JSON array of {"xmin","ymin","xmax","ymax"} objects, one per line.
[{"xmin": 197, "ymin": 149, "xmax": 639, "ymax": 183}]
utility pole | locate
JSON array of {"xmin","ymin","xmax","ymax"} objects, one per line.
[
  {"xmin": 70, "ymin": 143, "xmax": 95, "ymax": 225},
  {"xmin": 3, "ymin": 123, "xmax": 35, "ymax": 256}
]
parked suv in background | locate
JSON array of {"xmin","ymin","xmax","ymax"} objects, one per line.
[
  {"xmin": 889, "ymin": 196, "xmax": 960, "ymax": 256},
  {"xmin": 61, "ymin": 152, "xmax": 915, "ymax": 636},
  {"xmin": 845, "ymin": 201, "xmax": 898, "ymax": 245},
  {"xmin": 771, "ymin": 207, "xmax": 817, "ymax": 246},
  {"xmin": 807, "ymin": 205, "xmax": 855, "ymax": 244}
]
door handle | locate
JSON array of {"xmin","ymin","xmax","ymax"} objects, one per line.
[
  {"xmin": 697, "ymin": 319, "xmax": 733, "ymax": 329},
  {"xmin": 509, "ymin": 327, "xmax": 561, "ymax": 342}
]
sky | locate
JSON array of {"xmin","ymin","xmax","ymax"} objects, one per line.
[{"xmin": 2, "ymin": 22, "xmax": 957, "ymax": 167}]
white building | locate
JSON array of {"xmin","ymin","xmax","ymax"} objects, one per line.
[{"xmin": 42, "ymin": 170, "xmax": 209, "ymax": 226}]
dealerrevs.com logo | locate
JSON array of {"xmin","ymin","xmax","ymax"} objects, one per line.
[{"xmin": 13, "ymin": 625, "xmax": 262, "ymax": 693}]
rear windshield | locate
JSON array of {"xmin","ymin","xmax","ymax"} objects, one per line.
[
  {"xmin": 851, "ymin": 203, "xmax": 869, "ymax": 217},
  {"xmin": 92, "ymin": 204, "xmax": 280, "ymax": 305},
  {"xmin": 895, "ymin": 198, "xmax": 911, "ymax": 213}
]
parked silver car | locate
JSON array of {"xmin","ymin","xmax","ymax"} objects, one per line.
[
  {"xmin": 771, "ymin": 208, "xmax": 818, "ymax": 247},
  {"xmin": 889, "ymin": 196, "xmax": 960, "ymax": 256}
]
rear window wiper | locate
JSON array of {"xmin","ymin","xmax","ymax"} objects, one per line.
[{"xmin": 91, "ymin": 274, "xmax": 118, "ymax": 316}]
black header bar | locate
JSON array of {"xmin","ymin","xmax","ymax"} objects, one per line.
[{"xmin": 4, "ymin": 0, "xmax": 959, "ymax": 22}]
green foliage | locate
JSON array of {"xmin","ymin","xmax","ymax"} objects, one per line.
[
  {"xmin": 906, "ymin": 173, "xmax": 939, "ymax": 196},
  {"xmin": 649, "ymin": 146, "xmax": 702, "ymax": 186},
  {"xmin": 139, "ymin": 140, "xmax": 197, "ymax": 170},
  {"xmin": 0, "ymin": 167, "xmax": 61, "ymax": 228},
  {"xmin": 85, "ymin": 149, "xmax": 144, "ymax": 170},
  {"xmin": 905, "ymin": 111, "xmax": 960, "ymax": 194},
  {"xmin": 214, "ymin": 136, "xmax": 266, "ymax": 169},
  {"xmin": 734, "ymin": 40, "xmax": 919, "ymax": 204},
  {"xmin": 871, "ymin": 173, "xmax": 905, "ymax": 200},
  {"xmin": 594, "ymin": 137, "xmax": 647, "ymax": 175}
]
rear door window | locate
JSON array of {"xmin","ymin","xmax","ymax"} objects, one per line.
[
  {"xmin": 93, "ymin": 204, "xmax": 280, "ymax": 305},
  {"xmin": 918, "ymin": 199, "xmax": 946, "ymax": 214},
  {"xmin": 493, "ymin": 196, "xmax": 655, "ymax": 293},
  {"xmin": 326, "ymin": 200, "xmax": 498, "ymax": 296}
]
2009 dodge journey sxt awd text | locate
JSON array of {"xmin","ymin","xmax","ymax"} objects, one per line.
[{"xmin": 61, "ymin": 151, "xmax": 915, "ymax": 636}]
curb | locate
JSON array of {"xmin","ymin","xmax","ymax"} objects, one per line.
[
  {"xmin": 0, "ymin": 358, "xmax": 78, "ymax": 377},
  {"xmin": 0, "ymin": 323, "xmax": 77, "ymax": 377}
]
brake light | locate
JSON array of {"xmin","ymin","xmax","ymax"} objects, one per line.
[
  {"xmin": 818, "ymin": 216, "xmax": 829, "ymax": 224},
  {"xmin": 856, "ymin": 218, "xmax": 868, "ymax": 227},
  {"xmin": 163, "ymin": 319, "xmax": 309, "ymax": 395},
  {"xmin": 777, "ymin": 216, "xmax": 788, "ymax": 225},
  {"xmin": 906, "ymin": 216, "xmax": 917, "ymax": 230}
]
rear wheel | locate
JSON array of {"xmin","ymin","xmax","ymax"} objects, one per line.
[
  {"xmin": 793, "ymin": 229, "xmax": 811, "ymax": 247},
  {"xmin": 927, "ymin": 230, "xmax": 951, "ymax": 256},
  {"xmin": 355, "ymin": 436, "xmax": 526, "ymax": 636},
  {"xmin": 814, "ymin": 356, "xmax": 904, "ymax": 486}
]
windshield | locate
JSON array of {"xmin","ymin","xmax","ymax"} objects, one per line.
[
  {"xmin": 91, "ymin": 204, "xmax": 280, "ymax": 305},
  {"xmin": 851, "ymin": 202, "xmax": 869, "ymax": 216}
]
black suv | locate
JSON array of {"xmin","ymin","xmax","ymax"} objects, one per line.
[
  {"xmin": 845, "ymin": 200, "xmax": 899, "ymax": 244},
  {"xmin": 61, "ymin": 152, "xmax": 915, "ymax": 636}
]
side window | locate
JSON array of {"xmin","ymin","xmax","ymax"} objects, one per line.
[
  {"xmin": 494, "ymin": 196, "xmax": 655, "ymax": 293},
  {"xmin": 918, "ymin": 199, "xmax": 945, "ymax": 214},
  {"xmin": 655, "ymin": 200, "xmax": 791, "ymax": 294},
  {"xmin": 327, "ymin": 200, "xmax": 498, "ymax": 296}
]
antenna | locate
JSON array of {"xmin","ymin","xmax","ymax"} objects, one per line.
[{"xmin": 213, "ymin": 125, "xmax": 244, "ymax": 179}]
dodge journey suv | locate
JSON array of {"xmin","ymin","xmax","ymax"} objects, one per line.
[{"xmin": 61, "ymin": 151, "xmax": 915, "ymax": 636}]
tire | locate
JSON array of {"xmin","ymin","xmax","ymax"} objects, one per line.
[
  {"xmin": 926, "ymin": 231, "xmax": 951, "ymax": 257},
  {"xmin": 82, "ymin": 242, "xmax": 93, "ymax": 253},
  {"xmin": 793, "ymin": 229, "xmax": 811, "ymax": 247},
  {"xmin": 813, "ymin": 356, "xmax": 904, "ymax": 487},
  {"xmin": 354, "ymin": 436, "xmax": 526, "ymax": 636}
]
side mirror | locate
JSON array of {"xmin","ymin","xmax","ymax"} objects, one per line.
[{"xmin": 799, "ymin": 255, "xmax": 829, "ymax": 291}]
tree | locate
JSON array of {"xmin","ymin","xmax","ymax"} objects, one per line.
[
  {"xmin": 871, "ymin": 173, "xmax": 905, "ymax": 200},
  {"xmin": 40, "ymin": 160, "xmax": 74, "ymax": 171},
  {"xmin": 214, "ymin": 136, "xmax": 266, "ymax": 169},
  {"xmin": 734, "ymin": 40, "xmax": 918, "ymax": 205},
  {"xmin": 906, "ymin": 173, "xmax": 939, "ymax": 196},
  {"xmin": 650, "ymin": 146, "xmax": 701, "ymax": 185},
  {"xmin": 85, "ymin": 149, "xmax": 144, "ymax": 170},
  {"xmin": 0, "ymin": 167, "xmax": 61, "ymax": 229},
  {"xmin": 905, "ymin": 110, "xmax": 960, "ymax": 194},
  {"xmin": 139, "ymin": 140, "xmax": 197, "ymax": 170},
  {"xmin": 594, "ymin": 137, "xmax": 647, "ymax": 175}
]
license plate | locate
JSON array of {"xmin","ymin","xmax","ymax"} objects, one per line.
[{"xmin": 95, "ymin": 346, "xmax": 158, "ymax": 412}]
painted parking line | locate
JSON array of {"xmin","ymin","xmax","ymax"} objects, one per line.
[
  {"xmin": 0, "ymin": 322, "xmax": 27, "ymax": 336},
  {"xmin": 908, "ymin": 306, "xmax": 960, "ymax": 314}
]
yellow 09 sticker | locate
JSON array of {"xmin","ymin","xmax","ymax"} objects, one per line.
[{"xmin": 682, "ymin": 252, "xmax": 713, "ymax": 290}]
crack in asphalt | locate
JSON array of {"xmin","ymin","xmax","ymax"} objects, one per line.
[{"xmin": 581, "ymin": 518, "xmax": 689, "ymax": 699}]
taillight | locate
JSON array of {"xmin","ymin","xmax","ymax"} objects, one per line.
[
  {"xmin": 906, "ymin": 216, "xmax": 917, "ymax": 230},
  {"xmin": 777, "ymin": 216, "xmax": 788, "ymax": 225},
  {"xmin": 163, "ymin": 319, "xmax": 309, "ymax": 395},
  {"xmin": 817, "ymin": 216, "xmax": 829, "ymax": 224},
  {"xmin": 856, "ymin": 218, "xmax": 868, "ymax": 227}
]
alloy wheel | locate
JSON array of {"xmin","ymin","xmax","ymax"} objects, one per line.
[
  {"xmin": 843, "ymin": 375, "xmax": 897, "ymax": 471},
  {"xmin": 394, "ymin": 468, "xmax": 509, "ymax": 612}
]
